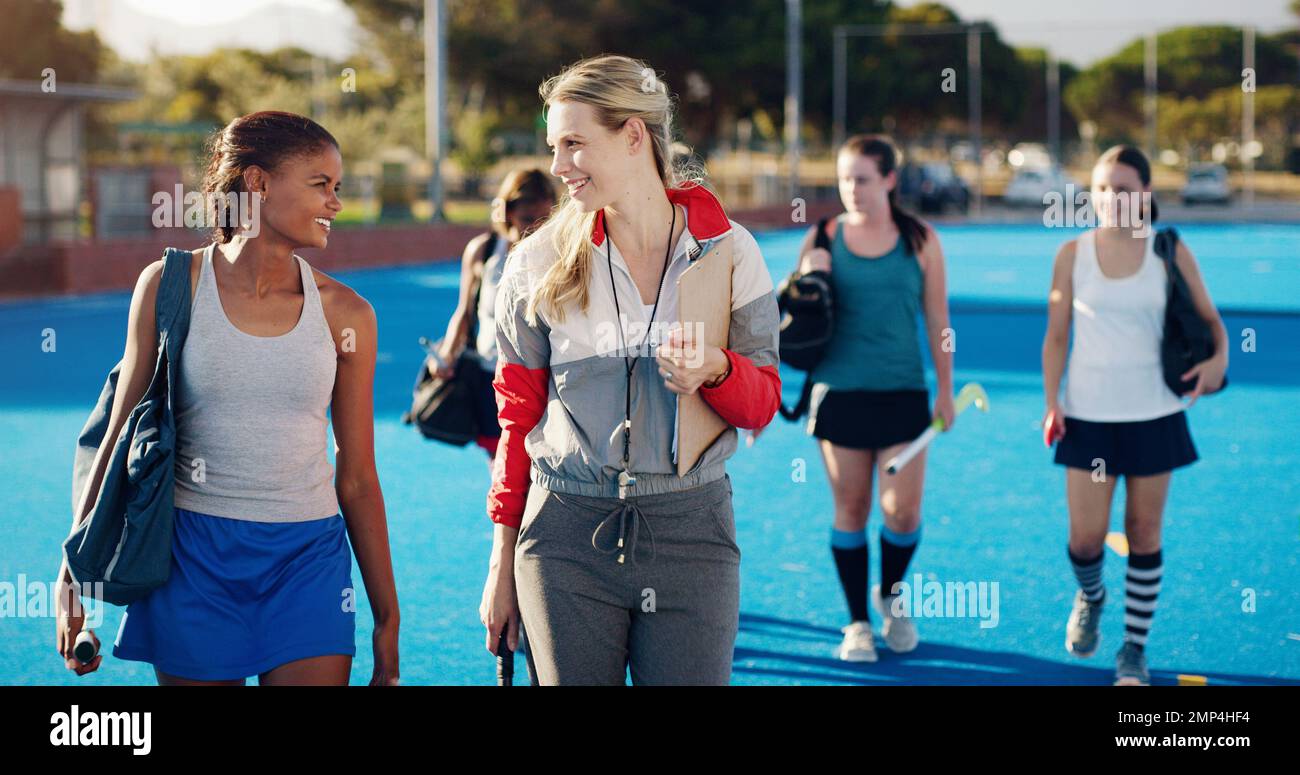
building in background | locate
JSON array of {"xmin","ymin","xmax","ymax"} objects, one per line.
[{"xmin": 0, "ymin": 79, "xmax": 135, "ymax": 248}]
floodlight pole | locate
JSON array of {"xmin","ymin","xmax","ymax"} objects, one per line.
[{"xmin": 424, "ymin": 0, "xmax": 447, "ymax": 222}]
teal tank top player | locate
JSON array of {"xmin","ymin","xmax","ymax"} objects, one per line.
[
  {"xmin": 806, "ymin": 217, "xmax": 933, "ymax": 453},
  {"xmin": 812, "ymin": 222, "xmax": 926, "ymax": 392},
  {"xmin": 800, "ymin": 134, "xmax": 955, "ymax": 665}
]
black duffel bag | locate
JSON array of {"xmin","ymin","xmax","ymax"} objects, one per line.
[
  {"xmin": 1153, "ymin": 227, "xmax": 1228, "ymax": 397},
  {"xmin": 401, "ymin": 341, "xmax": 485, "ymax": 446}
]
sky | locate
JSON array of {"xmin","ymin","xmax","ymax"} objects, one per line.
[
  {"xmin": 62, "ymin": 0, "xmax": 359, "ymax": 63},
  {"xmin": 113, "ymin": 0, "xmax": 344, "ymax": 23},
  {"xmin": 62, "ymin": 0, "xmax": 1298, "ymax": 68},
  {"xmin": 937, "ymin": 0, "xmax": 1295, "ymax": 65},
  {"xmin": 59, "ymin": 0, "xmax": 346, "ymax": 29}
]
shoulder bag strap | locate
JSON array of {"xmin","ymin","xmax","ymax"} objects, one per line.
[{"xmin": 155, "ymin": 248, "xmax": 194, "ymax": 356}]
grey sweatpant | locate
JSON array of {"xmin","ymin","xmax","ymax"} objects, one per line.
[{"xmin": 514, "ymin": 475, "xmax": 740, "ymax": 685}]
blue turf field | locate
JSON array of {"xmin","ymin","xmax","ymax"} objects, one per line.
[{"xmin": 2, "ymin": 223, "xmax": 1297, "ymax": 685}]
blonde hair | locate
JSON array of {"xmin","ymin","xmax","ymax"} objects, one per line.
[{"xmin": 521, "ymin": 54, "xmax": 703, "ymax": 325}]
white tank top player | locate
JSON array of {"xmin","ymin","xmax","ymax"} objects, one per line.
[{"xmin": 1062, "ymin": 229, "xmax": 1184, "ymax": 422}]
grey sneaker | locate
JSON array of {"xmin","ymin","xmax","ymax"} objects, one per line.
[
  {"xmin": 1065, "ymin": 590, "xmax": 1104, "ymax": 657},
  {"xmin": 872, "ymin": 584, "xmax": 919, "ymax": 653},
  {"xmin": 1114, "ymin": 642, "xmax": 1150, "ymax": 686}
]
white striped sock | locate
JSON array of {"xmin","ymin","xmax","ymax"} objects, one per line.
[{"xmin": 1124, "ymin": 558, "xmax": 1163, "ymax": 648}]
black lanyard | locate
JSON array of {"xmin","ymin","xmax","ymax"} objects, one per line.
[{"xmin": 605, "ymin": 205, "xmax": 676, "ymax": 499}]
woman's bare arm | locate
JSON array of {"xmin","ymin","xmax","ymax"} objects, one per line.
[
  {"xmin": 439, "ymin": 233, "xmax": 491, "ymax": 360},
  {"xmin": 57, "ymin": 257, "xmax": 166, "ymax": 673},
  {"xmin": 796, "ymin": 220, "xmax": 834, "ymax": 275},
  {"xmin": 918, "ymin": 225, "xmax": 954, "ymax": 406},
  {"xmin": 1042, "ymin": 241, "xmax": 1076, "ymax": 410},
  {"xmin": 326, "ymin": 281, "xmax": 400, "ymax": 683}
]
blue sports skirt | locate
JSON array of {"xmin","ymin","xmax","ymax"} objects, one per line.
[{"xmin": 113, "ymin": 507, "xmax": 356, "ymax": 681}]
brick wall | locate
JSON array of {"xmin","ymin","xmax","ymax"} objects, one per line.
[{"xmin": 0, "ymin": 187, "xmax": 21, "ymax": 257}]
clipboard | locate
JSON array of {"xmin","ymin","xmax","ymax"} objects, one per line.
[{"xmin": 674, "ymin": 234, "xmax": 733, "ymax": 476}]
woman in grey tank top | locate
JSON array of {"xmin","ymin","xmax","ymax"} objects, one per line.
[
  {"xmin": 786, "ymin": 135, "xmax": 956, "ymax": 664},
  {"xmin": 59, "ymin": 112, "xmax": 401, "ymax": 686},
  {"xmin": 433, "ymin": 169, "xmax": 556, "ymax": 461}
]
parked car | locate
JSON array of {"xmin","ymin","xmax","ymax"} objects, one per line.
[
  {"xmin": 1003, "ymin": 165, "xmax": 1075, "ymax": 208},
  {"xmin": 1008, "ymin": 143, "xmax": 1052, "ymax": 169},
  {"xmin": 1182, "ymin": 163, "xmax": 1231, "ymax": 205},
  {"xmin": 897, "ymin": 162, "xmax": 970, "ymax": 214}
]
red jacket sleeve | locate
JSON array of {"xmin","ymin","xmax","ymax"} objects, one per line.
[
  {"xmin": 485, "ymin": 262, "xmax": 552, "ymax": 530},
  {"xmin": 696, "ymin": 222, "xmax": 782, "ymax": 432},
  {"xmin": 486, "ymin": 361, "xmax": 548, "ymax": 529},
  {"xmin": 699, "ymin": 348, "xmax": 781, "ymax": 430}
]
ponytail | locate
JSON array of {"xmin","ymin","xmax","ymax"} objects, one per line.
[{"xmin": 887, "ymin": 195, "xmax": 927, "ymax": 256}]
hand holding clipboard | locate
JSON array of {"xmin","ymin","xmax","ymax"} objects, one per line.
[{"xmin": 672, "ymin": 234, "xmax": 734, "ymax": 476}]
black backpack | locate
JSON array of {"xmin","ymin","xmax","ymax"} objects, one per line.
[
  {"xmin": 1153, "ymin": 227, "xmax": 1228, "ymax": 397},
  {"xmin": 776, "ymin": 218, "xmax": 836, "ymax": 420}
]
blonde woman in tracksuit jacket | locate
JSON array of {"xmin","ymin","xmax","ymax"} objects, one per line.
[{"xmin": 478, "ymin": 55, "xmax": 782, "ymax": 685}]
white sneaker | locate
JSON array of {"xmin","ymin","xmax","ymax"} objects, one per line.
[
  {"xmin": 835, "ymin": 620, "xmax": 878, "ymax": 662},
  {"xmin": 872, "ymin": 584, "xmax": 920, "ymax": 653}
]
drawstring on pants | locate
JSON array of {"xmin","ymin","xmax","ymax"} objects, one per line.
[{"xmin": 591, "ymin": 501, "xmax": 657, "ymax": 565}]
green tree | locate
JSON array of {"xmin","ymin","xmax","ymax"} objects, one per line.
[
  {"xmin": 1064, "ymin": 26, "xmax": 1296, "ymax": 143},
  {"xmin": 1010, "ymin": 47, "xmax": 1079, "ymax": 146},
  {"xmin": 0, "ymin": 0, "xmax": 105, "ymax": 82},
  {"xmin": 1159, "ymin": 85, "xmax": 1299, "ymax": 167},
  {"xmin": 340, "ymin": 0, "xmax": 1056, "ymax": 152},
  {"xmin": 451, "ymin": 109, "xmax": 503, "ymax": 196}
]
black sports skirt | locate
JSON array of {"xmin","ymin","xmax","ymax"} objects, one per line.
[
  {"xmin": 810, "ymin": 388, "xmax": 932, "ymax": 450},
  {"xmin": 475, "ymin": 365, "xmax": 502, "ymax": 439},
  {"xmin": 1054, "ymin": 411, "xmax": 1198, "ymax": 477}
]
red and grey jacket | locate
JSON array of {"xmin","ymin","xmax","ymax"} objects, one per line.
[{"xmin": 486, "ymin": 184, "xmax": 781, "ymax": 528}]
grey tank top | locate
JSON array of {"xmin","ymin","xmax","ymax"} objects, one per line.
[{"xmin": 173, "ymin": 244, "xmax": 341, "ymax": 522}]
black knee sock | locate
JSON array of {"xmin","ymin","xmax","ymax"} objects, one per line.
[
  {"xmin": 1124, "ymin": 549, "xmax": 1163, "ymax": 651},
  {"xmin": 1068, "ymin": 546, "xmax": 1106, "ymax": 604},
  {"xmin": 831, "ymin": 528, "xmax": 869, "ymax": 622},
  {"xmin": 879, "ymin": 524, "xmax": 921, "ymax": 599}
]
